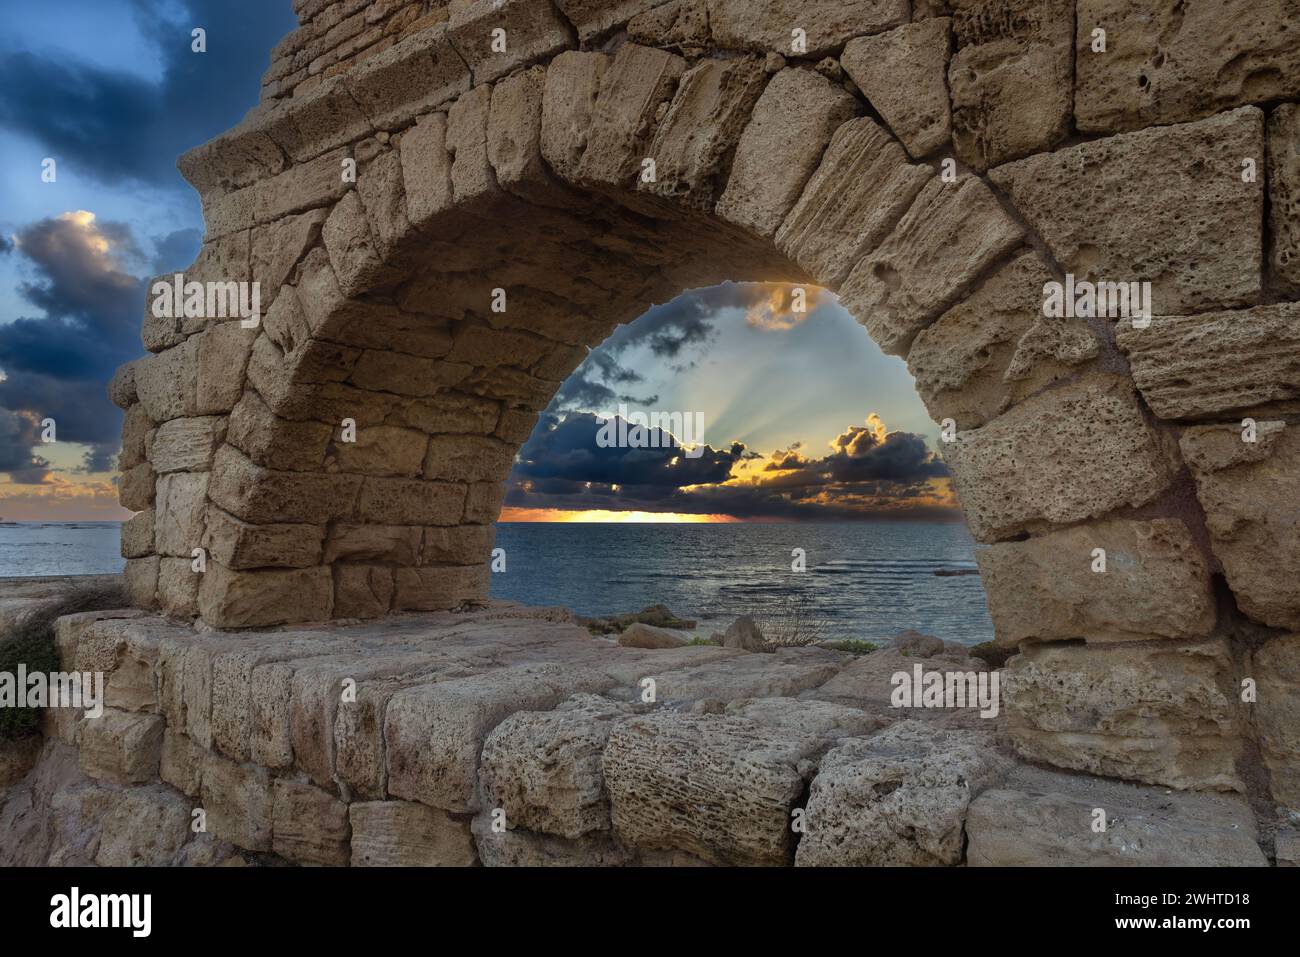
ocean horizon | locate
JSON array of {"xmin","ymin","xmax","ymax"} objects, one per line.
[{"xmin": 0, "ymin": 519, "xmax": 993, "ymax": 646}]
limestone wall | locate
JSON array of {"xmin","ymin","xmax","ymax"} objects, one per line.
[{"xmin": 107, "ymin": 1, "xmax": 1300, "ymax": 814}]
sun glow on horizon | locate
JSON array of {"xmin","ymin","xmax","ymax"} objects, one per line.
[{"xmin": 498, "ymin": 508, "xmax": 740, "ymax": 524}]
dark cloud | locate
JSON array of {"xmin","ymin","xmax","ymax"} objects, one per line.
[
  {"xmin": 0, "ymin": 0, "xmax": 296, "ymax": 191},
  {"xmin": 151, "ymin": 228, "xmax": 203, "ymax": 275},
  {"xmin": 506, "ymin": 408, "xmax": 954, "ymax": 521},
  {"xmin": 0, "ymin": 213, "xmax": 141, "ymax": 480},
  {"xmin": 0, "ymin": 235, "xmax": 13, "ymax": 255}
]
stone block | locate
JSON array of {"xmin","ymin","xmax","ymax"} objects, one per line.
[
  {"xmin": 447, "ymin": 0, "xmax": 574, "ymax": 85},
  {"xmin": 350, "ymin": 800, "xmax": 478, "ymax": 866},
  {"xmin": 78, "ymin": 709, "xmax": 164, "ymax": 784},
  {"xmin": 198, "ymin": 561, "xmax": 334, "ymax": 629},
  {"xmin": 200, "ymin": 752, "xmax": 274, "ymax": 852},
  {"xmin": 708, "ymin": 0, "xmax": 909, "ymax": 56},
  {"xmin": 272, "ymin": 777, "xmax": 351, "ymax": 865}
]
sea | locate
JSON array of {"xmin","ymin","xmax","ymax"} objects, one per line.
[{"xmin": 0, "ymin": 520, "xmax": 994, "ymax": 646}]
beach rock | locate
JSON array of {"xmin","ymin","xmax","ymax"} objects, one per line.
[
  {"xmin": 976, "ymin": 519, "xmax": 1217, "ymax": 647},
  {"xmin": 966, "ymin": 765, "xmax": 1268, "ymax": 867},
  {"xmin": 1179, "ymin": 422, "xmax": 1300, "ymax": 631},
  {"xmin": 629, "ymin": 648, "xmax": 843, "ymax": 706},
  {"xmin": 892, "ymin": 630, "xmax": 945, "ymax": 658},
  {"xmin": 617, "ymin": 622, "xmax": 687, "ymax": 649},
  {"xmin": 724, "ymin": 697, "xmax": 886, "ymax": 743},
  {"xmin": 1003, "ymin": 639, "xmax": 1244, "ymax": 792},
  {"xmin": 723, "ymin": 615, "xmax": 767, "ymax": 652},
  {"xmin": 604, "ymin": 711, "xmax": 823, "ymax": 865},
  {"xmin": 795, "ymin": 721, "xmax": 1012, "ymax": 866}
]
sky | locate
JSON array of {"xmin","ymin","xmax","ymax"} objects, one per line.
[{"xmin": 0, "ymin": 0, "xmax": 956, "ymax": 523}]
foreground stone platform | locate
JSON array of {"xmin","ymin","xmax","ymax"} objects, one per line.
[{"xmin": 0, "ymin": 603, "xmax": 1281, "ymax": 867}]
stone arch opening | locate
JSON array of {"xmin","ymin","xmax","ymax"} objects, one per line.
[{"xmin": 109, "ymin": 0, "xmax": 1300, "ymax": 809}]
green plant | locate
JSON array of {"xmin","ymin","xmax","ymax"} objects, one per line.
[
  {"xmin": 763, "ymin": 594, "xmax": 831, "ymax": 648},
  {"xmin": 0, "ymin": 583, "xmax": 127, "ymax": 742}
]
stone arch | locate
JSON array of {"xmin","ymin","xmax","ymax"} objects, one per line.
[{"xmin": 111, "ymin": 0, "xmax": 1300, "ymax": 802}]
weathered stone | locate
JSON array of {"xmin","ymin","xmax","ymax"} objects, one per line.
[
  {"xmin": 385, "ymin": 664, "xmax": 611, "ymax": 813},
  {"xmin": 355, "ymin": 148, "xmax": 414, "ymax": 262},
  {"xmin": 272, "ymin": 777, "xmax": 351, "ymax": 865},
  {"xmin": 78, "ymin": 709, "xmax": 164, "ymax": 784},
  {"xmin": 208, "ymin": 445, "xmax": 362, "ymax": 524},
  {"xmin": 153, "ymin": 472, "xmax": 209, "ymax": 557},
  {"xmin": 201, "ymin": 752, "xmax": 274, "ymax": 851},
  {"xmin": 1003, "ymin": 638, "xmax": 1244, "ymax": 791},
  {"xmin": 976, "ymin": 519, "xmax": 1217, "ymax": 647},
  {"xmin": 350, "ymin": 800, "xmax": 478, "ymax": 866},
  {"xmin": 94, "ymin": 785, "xmax": 193, "ymax": 867},
  {"xmin": 481, "ymin": 694, "xmax": 634, "ymax": 838},
  {"xmin": 554, "ymin": 0, "xmax": 662, "ymax": 42},
  {"xmin": 796, "ymin": 721, "xmax": 1011, "ymax": 866},
  {"xmin": 1116, "ymin": 302, "xmax": 1300, "ymax": 420},
  {"xmin": 773, "ymin": 114, "xmax": 932, "ymax": 291},
  {"xmin": 1251, "ymin": 633, "xmax": 1300, "ymax": 810},
  {"xmin": 472, "ymin": 814, "xmax": 635, "ymax": 866},
  {"xmin": 203, "ymin": 506, "xmax": 324, "ymax": 569},
  {"xmin": 967, "ymin": 765, "xmax": 1268, "ymax": 866},
  {"xmin": 226, "ymin": 390, "xmax": 333, "ymax": 472},
  {"xmin": 725, "ymin": 696, "xmax": 886, "ymax": 741},
  {"xmin": 447, "ymin": 0, "xmax": 573, "ymax": 85},
  {"xmin": 195, "ymin": 322, "xmax": 255, "ymax": 414},
  {"xmin": 334, "ymin": 423, "xmax": 428, "ymax": 477},
  {"xmin": 627, "ymin": 0, "xmax": 710, "ymax": 52},
  {"xmin": 159, "ymin": 729, "xmax": 205, "ymax": 797},
  {"xmin": 540, "ymin": 51, "xmax": 608, "ymax": 185},
  {"xmin": 577, "ymin": 44, "xmax": 685, "ymax": 188},
  {"xmin": 907, "ymin": 251, "xmax": 1098, "ymax": 430},
  {"xmin": 123, "ymin": 556, "xmax": 159, "ymax": 609},
  {"xmin": 708, "ymin": 0, "xmax": 909, "ymax": 56},
  {"xmin": 640, "ymin": 56, "xmax": 768, "ymax": 211},
  {"xmin": 119, "ymin": 462, "xmax": 156, "ymax": 512},
  {"xmin": 947, "ymin": 0, "xmax": 1072, "ymax": 169},
  {"xmin": 629, "ymin": 647, "xmax": 841, "ymax": 705},
  {"xmin": 324, "ymin": 524, "xmax": 421, "ymax": 565},
  {"xmin": 346, "ymin": 23, "xmax": 470, "ymax": 130},
  {"xmin": 604, "ymin": 711, "xmax": 822, "ymax": 865},
  {"xmin": 423, "ymin": 434, "xmax": 514, "ymax": 483},
  {"xmin": 1269, "ymin": 104, "xmax": 1300, "ymax": 293},
  {"xmin": 990, "ymin": 107, "xmax": 1266, "ymax": 315},
  {"xmin": 322, "ymin": 190, "xmax": 386, "ymax": 297},
  {"xmin": 357, "ymin": 477, "xmax": 466, "ymax": 525},
  {"xmin": 157, "ymin": 557, "xmax": 201, "ymax": 618},
  {"xmin": 488, "ymin": 66, "xmax": 574, "ymax": 207},
  {"xmin": 250, "ymin": 208, "xmax": 328, "ymax": 297},
  {"xmin": 841, "ymin": 18, "xmax": 951, "ymax": 159},
  {"xmin": 198, "ymin": 561, "xmax": 334, "ymax": 628},
  {"xmin": 133, "ymin": 337, "xmax": 199, "ymax": 422},
  {"xmin": 944, "ymin": 375, "xmax": 1174, "ymax": 543},
  {"xmin": 1075, "ymin": 0, "xmax": 1300, "ymax": 134},
  {"xmin": 421, "ymin": 525, "xmax": 494, "ymax": 565},
  {"xmin": 151, "ymin": 416, "xmax": 223, "ymax": 473},
  {"xmin": 119, "ymin": 402, "xmax": 155, "ymax": 470},
  {"xmin": 1180, "ymin": 422, "xmax": 1300, "ymax": 631},
  {"xmin": 120, "ymin": 510, "xmax": 155, "ymax": 559},
  {"xmin": 716, "ymin": 67, "xmax": 858, "ymax": 237},
  {"xmin": 839, "ymin": 175, "xmax": 1023, "ymax": 356},
  {"xmin": 333, "ymin": 565, "xmax": 396, "ymax": 618}
]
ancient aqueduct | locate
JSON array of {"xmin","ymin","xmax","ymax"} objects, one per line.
[{"xmin": 6, "ymin": 0, "xmax": 1300, "ymax": 866}]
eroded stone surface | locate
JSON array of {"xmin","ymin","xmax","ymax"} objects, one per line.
[
  {"xmin": 944, "ymin": 375, "xmax": 1174, "ymax": 543},
  {"xmin": 796, "ymin": 721, "xmax": 1011, "ymax": 866},
  {"xmin": 1003, "ymin": 639, "xmax": 1244, "ymax": 791},
  {"xmin": 967, "ymin": 765, "xmax": 1268, "ymax": 866},
  {"xmin": 841, "ymin": 18, "xmax": 951, "ymax": 159},
  {"xmin": 990, "ymin": 107, "xmax": 1266, "ymax": 315},
  {"xmin": 1179, "ymin": 423, "xmax": 1300, "ymax": 631},
  {"xmin": 976, "ymin": 519, "xmax": 1217, "ymax": 647},
  {"xmin": 1247, "ymin": 634, "xmax": 1300, "ymax": 811}
]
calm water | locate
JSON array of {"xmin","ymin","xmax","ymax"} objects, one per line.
[{"xmin": 0, "ymin": 521, "xmax": 994, "ymax": 645}]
